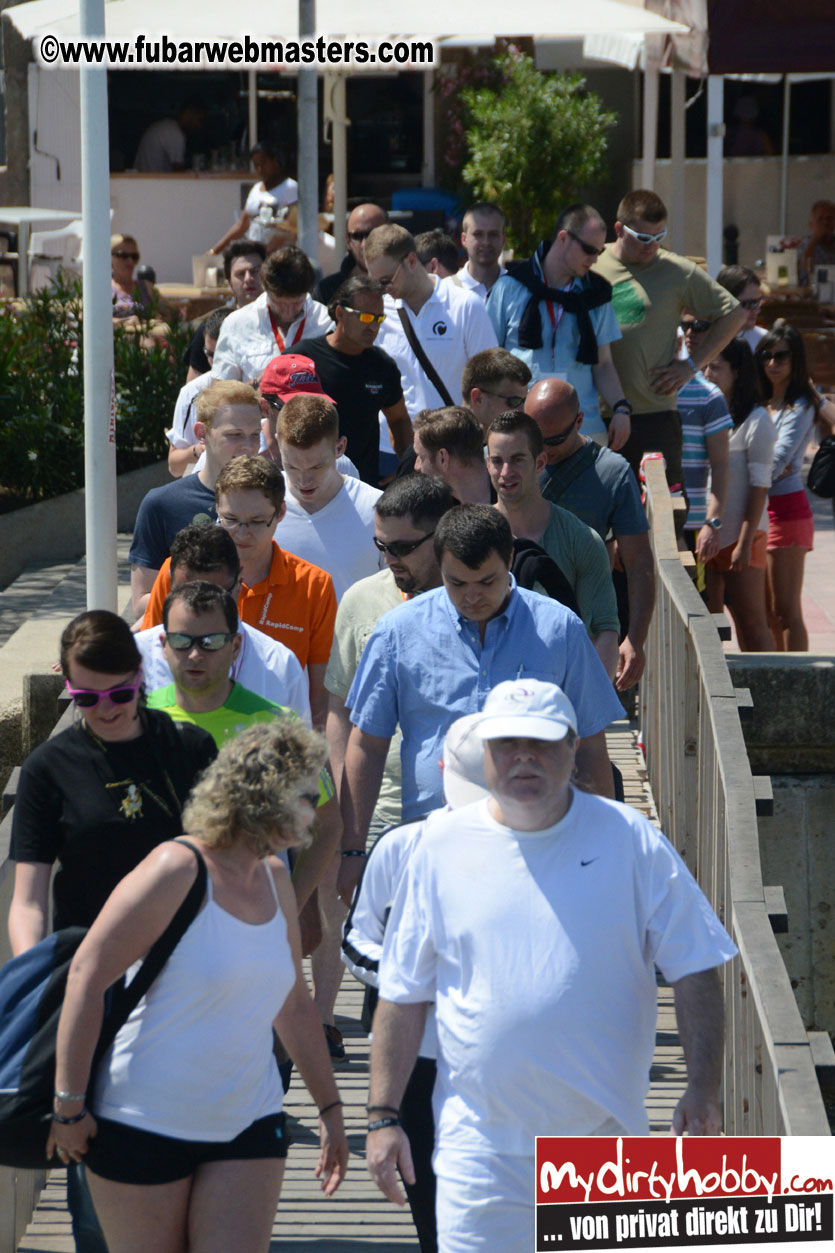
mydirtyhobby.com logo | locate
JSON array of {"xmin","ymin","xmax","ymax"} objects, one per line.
[{"xmin": 535, "ymin": 1138, "xmax": 833, "ymax": 1251}]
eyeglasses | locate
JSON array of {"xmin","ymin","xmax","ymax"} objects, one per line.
[
  {"xmin": 622, "ymin": 224, "xmax": 667, "ymax": 246},
  {"xmin": 262, "ymin": 394, "xmax": 284, "ymax": 413},
  {"xmin": 373, "ymin": 531, "xmax": 435, "ymax": 558},
  {"xmin": 378, "ymin": 259, "xmax": 405, "ymax": 289},
  {"xmin": 541, "ymin": 415, "xmax": 580, "ymax": 447},
  {"xmin": 567, "ymin": 230, "xmax": 604, "ymax": 258},
  {"xmin": 217, "ymin": 511, "xmax": 278, "ymax": 532},
  {"xmin": 680, "ymin": 319, "xmax": 711, "ymax": 334},
  {"xmin": 347, "ymin": 229, "xmax": 373, "ymax": 242},
  {"xmin": 165, "ymin": 632, "xmax": 237, "ymax": 652},
  {"xmin": 759, "ymin": 349, "xmax": 792, "ymax": 364},
  {"xmin": 341, "ymin": 306, "xmax": 386, "ymax": 325},
  {"xmin": 112, "ymin": 251, "xmax": 139, "ymax": 261},
  {"xmin": 479, "ymin": 389, "xmax": 526, "ymax": 409},
  {"xmin": 739, "ymin": 296, "xmax": 763, "ymax": 310},
  {"xmin": 65, "ymin": 678, "xmax": 141, "ymax": 708}
]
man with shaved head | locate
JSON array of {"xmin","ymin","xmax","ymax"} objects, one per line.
[
  {"xmin": 525, "ymin": 378, "xmax": 654, "ymax": 692},
  {"xmin": 313, "ymin": 202, "xmax": 390, "ymax": 306}
]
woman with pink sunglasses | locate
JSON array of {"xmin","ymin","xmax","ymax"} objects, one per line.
[{"xmin": 8, "ymin": 609, "xmax": 215, "ymax": 1253}]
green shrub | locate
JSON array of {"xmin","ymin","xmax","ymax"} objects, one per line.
[
  {"xmin": 461, "ymin": 49, "xmax": 617, "ymax": 256},
  {"xmin": 0, "ymin": 273, "xmax": 191, "ymax": 503}
]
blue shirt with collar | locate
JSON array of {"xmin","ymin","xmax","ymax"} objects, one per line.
[
  {"xmin": 489, "ymin": 259, "xmax": 621, "ymax": 439},
  {"xmin": 346, "ymin": 577, "xmax": 624, "ymax": 822}
]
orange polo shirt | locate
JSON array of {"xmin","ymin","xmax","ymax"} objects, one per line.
[{"xmin": 140, "ymin": 542, "xmax": 337, "ymax": 670}]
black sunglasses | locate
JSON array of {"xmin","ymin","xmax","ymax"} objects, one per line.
[
  {"xmin": 165, "ymin": 632, "xmax": 237, "ymax": 652},
  {"xmin": 759, "ymin": 349, "xmax": 792, "ymax": 364},
  {"xmin": 373, "ymin": 531, "xmax": 435, "ymax": 558},
  {"xmin": 680, "ymin": 319, "xmax": 711, "ymax": 334},
  {"xmin": 541, "ymin": 415, "xmax": 580, "ymax": 447},
  {"xmin": 739, "ymin": 297, "xmax": 763, "ymax": 310},
  {"xmin": 348, "ymin": 229, "xmax": 373, "ymax": 242},
  {"xmin": 112, "ymin": 251, "xmax": 139, "ymax": 261},
  {"xmin": 567, "ymin": 230, "xmax": 604, "ymax": 258}
]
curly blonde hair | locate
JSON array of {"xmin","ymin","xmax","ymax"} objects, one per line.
[{"xmin": 183, "ymin": 719, "xmax": 328, "ymax": 857}]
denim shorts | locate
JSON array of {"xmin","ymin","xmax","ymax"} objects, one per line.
[{"xmin": 85, "ymin": 1111, "xmax": 288, "ymax": 1185}]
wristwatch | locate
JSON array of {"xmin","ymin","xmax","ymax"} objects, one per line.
[{"xmin": 705, "ymin": 517, "xmax": 723, "ymax": 530}]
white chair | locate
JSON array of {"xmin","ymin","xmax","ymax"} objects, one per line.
[{"xmin": 27, "ymin": 218, "xmax": 84, "ymax": 291}]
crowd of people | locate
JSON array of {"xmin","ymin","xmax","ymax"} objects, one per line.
[{"xmin": 10, "ymin": 182, "xmax": 832, "ymax": 1252}]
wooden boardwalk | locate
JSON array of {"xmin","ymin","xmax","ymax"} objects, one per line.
[{"xmin": 17, "ymin": 719, "xmax": 687, "ymax": 1253}]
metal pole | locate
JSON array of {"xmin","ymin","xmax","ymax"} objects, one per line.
[
  {"xmin": 296, "ymin": 0, "xmax": 319, "ymax": 264},
  {"xmin": 80, "ymin": 0, "xmax": 117, "ymax": 610},
  {"xmin": 422, "ymin": 69, "xmax": 435, "ymax": 186},
  {"xmin": 641, "ymin": 62, "xmax": 659, "ymax": 190},
  {"xmin": 329, "ymin": 74, "xmax": 348, "ymax": 245},
  {"xmin": 706, "ymin": 75, "xmax": 724, "ymax": 277},
  {"xmin": 669, "ymin": 69, "xmax": 686, "ymax": 254},
  {"xmin": 779, "ymin": 75, "xmax": 790, "ymax": 236},
  {"xmin": 248, "ymin": 69, "xmax": 258, "ymax": 149}
]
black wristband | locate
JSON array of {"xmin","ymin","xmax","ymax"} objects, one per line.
[
  {"xmin": 341, "ymin": 849, "xmax": 367, "ymax": 858},
  {"xmin": 368, "ymin": 1115, "xmax": 400, "ymax": 1132},
  {"xmin": 51, "ymin": 1107, "xmax": 88, "ymax": 1125},
  {"xmin": 367, "ymin": 1104, "xmax": 400, "ymax": 1115},
  {"xmin": 612, "ymin": 399, "xmax": 632, "ymax": 414},
  {"xmin": 319, "ymin": 1099, "xmax": 344, "ymax": 1117}
]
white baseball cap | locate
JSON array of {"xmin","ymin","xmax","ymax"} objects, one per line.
[
  {"xmin": 442, "ymin": 712, "xmax": 489, "ymax": 807},
  {"xmin": 475, "ymin": 680, "xmax": 577, "ymax": 743}
]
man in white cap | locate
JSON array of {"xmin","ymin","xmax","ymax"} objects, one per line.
[
  {"xmin": 342, "ymin": 712, "xmax": 487, "ymax": 1253},
  {"xmin": 366, "ymin": 679, "xmax": 737, "ymax": 1253}
]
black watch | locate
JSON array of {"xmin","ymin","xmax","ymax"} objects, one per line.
[{"xmin": 705, "ymin": 517, "xmax": 723, "ymax": 530}]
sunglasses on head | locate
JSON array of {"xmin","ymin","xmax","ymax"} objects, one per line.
[
  {"xmin": 567, "ymin": 229, "xmax": 604, "ymax": 258},
  {"xmin": 622, "ymin": 223, "xmax": 667, "ymax": 246},
  {"xmin": 341, "ymin": 305, "xmax": 386, "ymax": 325},
  {"xmin": 165, "ymin": 632, "xmax": 237, "ymax": 652},
  {"xmin": 112, "ymin": 250, "xmax": 139, "ymax": 261},
  {"xmin": 373, "ymin": 531, "xmax": 435, "ymax": 558},
  {"xmin": 347, "ymin": 229, "xmax": 373, "ymax": 242},
  {"xmin": 681, "ymin": 318, "xmax": 711, "ymax": 334},
  {"xmin": 65, "ymin": 678, "xmax": 141, "ymax": 708},
  {"xmin": 759, "ymin": 349, "xmax": 792, "ymax": 364}
]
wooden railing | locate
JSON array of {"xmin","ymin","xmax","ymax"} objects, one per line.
[{"xmin": 642, "ymin": 457, "xmax": 832, "ymax": 1135}]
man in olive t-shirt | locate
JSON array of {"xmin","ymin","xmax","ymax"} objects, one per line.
[{"xmin": 594, "ymin": 189, "xmax": 744, "ymax": 491}]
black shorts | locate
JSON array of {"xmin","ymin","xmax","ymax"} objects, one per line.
[{"xmin": 85, "ymin": 1111, "xmax": 288, "ymax": 1185}]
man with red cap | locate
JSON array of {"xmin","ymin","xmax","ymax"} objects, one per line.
[{"xmin": 283, "ymin": 274, "xmax": 413, "ymax": 485}]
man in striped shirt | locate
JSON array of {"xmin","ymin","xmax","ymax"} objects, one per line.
[{"xmin": 678, "ymin": 312, "xmax": 733, "ymax": 562}]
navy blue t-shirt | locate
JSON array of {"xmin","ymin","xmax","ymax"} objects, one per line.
[{"xmin": 129, "ymin": 474, "xmax": 217, "ymax": 570}]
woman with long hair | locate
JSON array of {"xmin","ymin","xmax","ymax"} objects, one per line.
[
  {"xmin": 703, "ymin": 340, "xmax": 776, "ymax": 651},
  {"xmin": 47, "ymin": 719, "xmax": 348, "ymax": 1253},
  {"xmin": 756, "ymin": 320, "xmax": 817, "ymax": 650}
]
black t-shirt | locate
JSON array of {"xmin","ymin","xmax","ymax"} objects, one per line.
[
  {"xmin": 128, "ymin": 474, "xmax": 217, "ymax": 570},
  {"xmin": 312, "ymin": 254, "xmax": 355, "ymax": 306},
  {"xmin": 183, "ymin": 323, "xmax": 210, "ymax": 375},
  {"xmin": 286, "ymin": 336, "xmax": 403, "ymax": 485},
  {"xmin": 11, "ymin": 708, "xmax": 216, "ymax": 930}
]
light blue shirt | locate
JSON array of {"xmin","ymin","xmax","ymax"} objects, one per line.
[
  {"xmin": 489, "ymin": 262, "xmax": 621, "ymax": 438},
  {"xmin": 769, "ymin": 398, "xmax": 816, "ymax": 498},
  {"xmin": 346, "ymin": 578, "xmax": 624, "ymax": 822}
]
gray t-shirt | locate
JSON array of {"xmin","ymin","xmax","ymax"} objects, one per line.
[{"xmin": 539, "ymin": 441, "xmax": 649, "ymax": 541}]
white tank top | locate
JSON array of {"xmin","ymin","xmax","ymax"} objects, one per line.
[{"xmin": 95, "ymin": 859, "xmax": 294, "ymax": 1140}]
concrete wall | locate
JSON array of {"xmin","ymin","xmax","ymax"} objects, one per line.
[
  {"xmin": 728, "ymin": 656, "xmax": 835, "ymax": 1040},
  {"xmin": 0, "ymin": 459, "xmax": 168, "ymax": 591}
]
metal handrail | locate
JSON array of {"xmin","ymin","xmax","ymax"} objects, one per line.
[{"xmin": 641, "ymin": 457, "xmax": 830, "ymax": 1135}]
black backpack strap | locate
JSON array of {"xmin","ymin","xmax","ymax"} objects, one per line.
[
  {"xmin": 95, "ymin": 841, "xmax": 207, "ymax": 1057},
  {"xmin": 396, "ymin": 307, "xmax": 455, "ymax": 407}
]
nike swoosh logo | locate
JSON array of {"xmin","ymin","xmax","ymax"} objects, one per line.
[{"xmin": 580, "ymin": 858, "xmax": 598, "ymax": 867}]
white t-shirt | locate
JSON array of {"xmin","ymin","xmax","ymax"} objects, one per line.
[
  {"xmin": 244, "ymin": 177, "xmax": 299, "ymax": 243},
  {"xmin": 135, "ymin": 620, "xmax": 311, "ymax": 725},
  {"xmin": 374, "ymin": 276, "xmax": 498, "ymax": 418},
  {"xmin": 134, "ymin": 117, "xmax": 185, "ymax": 172},
  {"xmin": 722, "ymin": 405, "xmax": 777, "ymax": 546},
  {"xmin": 211, "ymin": 292, "xmax": 332, "ymax": 384},
  {"xmin": 274, "ymin": 475, "xmax": 383, "ymax": 602},
  {"xmin": 342, "ymin": 819, "xmax": 437, "ymax": 1059},
  {"xmin": 741, "ymin": 325, "xmax": 767, "ymax": 353},
  {"xmin": 458, "ymin": 261, "xmax": 506, "ymax": 303},
  {"xmin": 166, "ymin": 372, "xmax": 215, "ymax": 474},
  {"xmin": 380, "ymin": 788, "xmax": 737, "ymax": 1153}
]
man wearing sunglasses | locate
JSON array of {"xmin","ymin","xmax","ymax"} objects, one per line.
[
  {"xmin": 313, "ymin": 202, "xmax": 390, "ymax": 307},
  {"xmin": 489, "ymin": 203, "xmax": 630, "ymax": 452},
  {"xmin": 595, "ymin": 190, "xmax": 744, "ymax": 493},
  {"xmin": 284, "ymin": 274, "xmax": 412, "ymax": 485},
  {"xmin": 462, "ymin": 348, "xmax": 532, "ymax": 439}
]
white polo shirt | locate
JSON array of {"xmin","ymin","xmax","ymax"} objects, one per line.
[
  {"xmin": 374, "ymin": 276, "xmax": 498, "ymax": 417},
  {"xmin": 274, "ymin": 475, "xmax": 383, "ymax": 602},
  {"xmin": 458, "ymin": 261, "xmax": 506, "ymax": 303},
  {"xmin": 135, "ymin": 620, "xmax": 311, "ymax": 725},
  {"xmin": 210, "ymin": 292, "xmax": 332, "ymax": 384}
]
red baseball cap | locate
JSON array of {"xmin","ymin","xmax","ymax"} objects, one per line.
[{"xmin": 260, "ymin": 354, "xmax": 336, "ymax": 405}]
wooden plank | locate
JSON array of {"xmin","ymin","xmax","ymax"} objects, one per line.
[
  {"xmin": 753, "ymin": 776, "xmax": 774, "ymax": 817},
  {"xmin": 763, "ymin": 885, "xmax": 788, "ymax": 934},
  {"xmin": 711, "ymin": 612, "xmax": 732, "ymax": 641},
  {"xmin": 734, "ymin": 687, "xmax": 754, "ymax": 722}
]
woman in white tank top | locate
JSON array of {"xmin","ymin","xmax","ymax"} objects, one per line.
[{"xmin": 48, "ymin": 720, "xmax": 348, "ymax": 1253}]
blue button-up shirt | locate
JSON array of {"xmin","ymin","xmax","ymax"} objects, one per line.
[{"xmin": 347, "ymin": 579, "xmax": 624, "ymax": 822}]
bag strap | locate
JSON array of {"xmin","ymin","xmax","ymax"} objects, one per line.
[
  {"xmin": 543, "ymin": 439, "xmax": 597, "ymax": 504},
  {"xmin": 95, "ymin": 840, "xmax": 207, "ymax": 1057},
  {"xmin": 396, "ymin": 307, "xmax": 455, "ymax": 407}
]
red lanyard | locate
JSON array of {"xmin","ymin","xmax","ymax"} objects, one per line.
[{"xmin": 268, "ymin": 309, "xmax": 306, "ymax": 352}]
